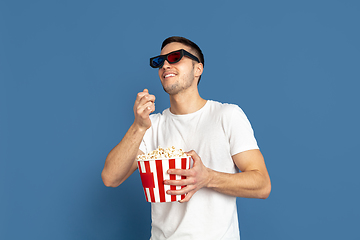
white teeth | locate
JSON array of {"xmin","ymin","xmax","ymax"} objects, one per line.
[{"xmin": 165, "ymin": 74, "xmax": 175, "ymax": 78}]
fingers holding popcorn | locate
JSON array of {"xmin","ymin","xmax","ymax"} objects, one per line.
[{"xmin": 133, "ymin": 89, "xmax": 156, "ymax": 130}]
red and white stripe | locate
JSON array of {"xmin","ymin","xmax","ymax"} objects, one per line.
[{"xmin": 137, "ymin": 157, "xmax": 191, "ymax": 203}]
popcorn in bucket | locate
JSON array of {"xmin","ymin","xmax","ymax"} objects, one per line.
[{"xmin": 137, "ymin": 147, "xmax": 192, "ymax": 203}]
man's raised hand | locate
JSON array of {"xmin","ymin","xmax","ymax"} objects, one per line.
[{"xmin": 133, "ymin": 89, "xmax": 155, "ymax": 131}]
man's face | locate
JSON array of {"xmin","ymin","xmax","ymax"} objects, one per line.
[{"xmin": 158, "ymin": 42, "xmax": 200, "ymax": 95}]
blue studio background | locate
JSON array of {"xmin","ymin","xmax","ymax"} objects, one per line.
[{"xmin": 1, "ymin": 1, "xmax": 359, "ymax": 239}]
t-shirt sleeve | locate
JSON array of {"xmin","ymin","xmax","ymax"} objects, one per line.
[{"xmin": 226, "ymin": 105, "xmax": 259, "ymax": 156}]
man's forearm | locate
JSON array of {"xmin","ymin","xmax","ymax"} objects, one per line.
[
  {"xmin": 206, "ymin": 169, "xmax": 271, "ymax": 199},
  {"xmin": 102, "ymin": 89, "xmax": 155, "ymax": 187},
  {"xmin": 101, "ymin": 123, "xmax": 146, "ymax": 187}
]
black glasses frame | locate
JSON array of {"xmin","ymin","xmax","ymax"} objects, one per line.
[{"xmin": 150, "ymin": 49, "xmax": 200, "ymax": 68}]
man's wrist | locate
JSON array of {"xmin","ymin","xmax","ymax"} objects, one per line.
[
  {"xmin": 131, "ymin": 122, "xmax": 148, "ymax": 134},
  {"xmin": 205, "ymin": 167, "xmax": 215, "ymax": 189}
]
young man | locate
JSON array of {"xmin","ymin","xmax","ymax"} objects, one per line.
[{"xmin": 102, "ymin": 36, "xmax": 271, "ymax": 239}]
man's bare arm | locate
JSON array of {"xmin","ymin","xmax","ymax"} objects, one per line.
[
  {"xmin": 206, "ymin": 149, "xmax": 271, "ymax": 199},
  {"xmin": 101, "ymin": 126, "xmax": 145, "ymax": 187},
  {"xmin": 101, "ymin": 89, "xmax": 155, "ymax": 187},
  {"xmin": 165, "ymin": 149, "xmax": 271, "ymax": 202}
]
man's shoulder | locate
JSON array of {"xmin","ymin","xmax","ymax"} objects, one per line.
[{"xmin": 207, "ymin": 100, "xmax": 242, "ymax": 114}]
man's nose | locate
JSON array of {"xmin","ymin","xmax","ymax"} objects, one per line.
[{"xmin": 162, "ymin": 59, "xmax": 171, "ymax": 69}]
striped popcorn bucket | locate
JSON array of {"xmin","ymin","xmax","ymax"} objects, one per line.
[{"xmin": 137, "ymin": 156, "xmax": 192, "ymax": 203}]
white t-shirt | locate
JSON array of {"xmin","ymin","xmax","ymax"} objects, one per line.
[{"xmin": 139, "ymin": 100, "xmax": 259, "ymax": 240}]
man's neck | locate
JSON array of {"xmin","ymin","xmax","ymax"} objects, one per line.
[{"xmin": 169, "ymin": 88, "xmax": 207, "ymax": 115}]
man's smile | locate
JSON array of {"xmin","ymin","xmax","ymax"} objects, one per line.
[{"xmin": 163, "ymin": 72, "xmax": 177, "ymax": 79}]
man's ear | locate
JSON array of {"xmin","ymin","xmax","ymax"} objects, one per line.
[{"xmin": 194, "ymin": 62, "xmax": 203, "ymax": 77}]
